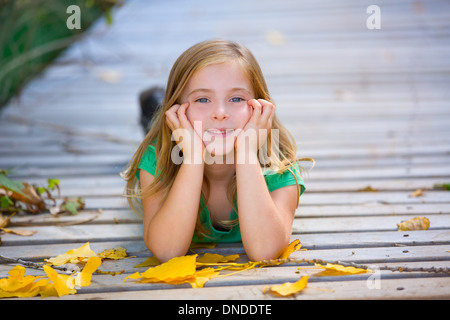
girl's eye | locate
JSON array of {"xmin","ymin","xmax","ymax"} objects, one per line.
[
  {"xmin": 230, "ymin": 97, "xmax": 244, "ymax": 103},
  {"xmin": 195, "ymin": 98, "xmax": 209, "ymax": 103}
]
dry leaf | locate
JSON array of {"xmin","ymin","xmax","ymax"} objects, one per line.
[
  {"xmin": 263, "ymin": 276, "xmax": 309, "ymax": 297},
  {"xmin": 189, "ymin": 268, "xmax": 220, "ymax": 288},
  {"xmin": 134, "ymin": 256, "xmax": 160, "ymax": 268},
  {"xmin": 397, "ymin": 216, "xmax": 430, "ymax": 231},
  {"xmin": 126, "ymin": 254, "xmax": 222, "ymax": 288},
  {"xmin": 409, "ymin": 189, "xmax": 423, "ymax": 197},
  {"xmin": 1, "ymin": 227, "xmax": 37, "ymax": 236},
  {"xmin": 278, "ymin": 239, "xmax": 302, "ymax": 260},
  {"xmin": 74, "ymin": 256, "xmax": 102, "ymax": 287},
  {"xmin": 97, "ymin": 246, "xmax": 129, "ymax": 260},
  {"xmin": 0, "ymin": 266, "xmax": 43, "ymax": 298},
  {"xmin": 314, "ymin": 263, "xmax": 368, "ymax": 276},
  {"xmin": 196, "ymin": 253, "xmax": 240, "ymax": 264},
  {"xmin": 10, "ymin": 182, "xmax": 46, "ymax": 214},
  {"xmin": 45, "ymin": 242, "xmax": 97, "ymax": 266},
  {"xmin": 126, "ymin": 255, "xmax": 198, "ymax": 283},
  {"xmin": 357, "ymin": 186, "xmax": 378, "ymax": 192},
  {"xmin": 0, "ymin": 213, "xmax": 10, "ymax": 228},
  {"xmin": 43, "ymin": 265, "xmax": 76, "ymax": 297}
]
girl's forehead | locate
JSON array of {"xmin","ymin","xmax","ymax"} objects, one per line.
[{"xmin": 186, "ymin": 61, "xmax": 253, "ymax": 92}]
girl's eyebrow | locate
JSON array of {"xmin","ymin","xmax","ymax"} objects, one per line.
[
  {"xmin": 229, "ymin": 87, "xmax": 252, "ymax": 95},
  {"xmin": 188, "ymin": 88, "xmax": 213, "ymax": 97},
  {"xmin": 188, "ymin": 87, "xmax": 251, "ymax": 97}
]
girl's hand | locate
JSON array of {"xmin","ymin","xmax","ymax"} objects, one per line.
[
  {"xmin": 165, "ymin": 103, "xmax": 205, "ymax": 164},
  {"xmin": 235, "ymin": 99, "xmax": 275, "ymax": 152}
]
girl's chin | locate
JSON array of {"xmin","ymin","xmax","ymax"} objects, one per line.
[{"xmin": 204, "ymin": 138, "xmax": 236, "ymax": 158}]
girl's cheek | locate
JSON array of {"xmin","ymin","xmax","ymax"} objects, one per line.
[
  {"xmin": 185, "ymin": 105, "xmax": 197, "ymax": 122},
  {"xmin": 241, "ymin": 103, "xmax": 252, "ymax": 120}
]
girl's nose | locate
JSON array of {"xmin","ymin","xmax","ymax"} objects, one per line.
[{"xmin": 210, "ymin": 103, "xmax": 229, "ymax": 121}]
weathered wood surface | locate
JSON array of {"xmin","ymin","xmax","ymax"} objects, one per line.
[{"xmin": 1, "ymin": 0, "xmax": 450, "ymax": 301}]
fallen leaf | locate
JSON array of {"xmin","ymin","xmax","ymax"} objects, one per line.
[
  {"xmin": 189, "ymin": 268, "xmax": 220, "ymax": 288},
  {"xmin": 43, "ymin": 265, "xmax": 76, "ymax": 297},
  {"xmin": 0, "ymin": 213, "xmax": 11, "ymax": 228},
  {"xmin": 357, "ymin": 186, "xmax": 378, "ymax": 192},
  {"xmin": 278, "ymin": 239, "xmax": 302, "ymax": 260},
  {"xmin": 0, "ymin": 266, "xmax": 41, "ymax": 298},
  {"xmin": 74, "ymin": 256, "xmax": 102, "ymax": 287},
  {"xmin": 59, "ymin": 197, "xmax": 85, "ymax": 215},
  {"xmin": 126, "ymin": 255, "xmax": 198, "ymax": 283},
  {"xmin": 45, "ymin": 242, "xmax": 97, "ymax": 266},
  {"xmin": 263, "ymin": 276, "xmax": 309, "ymax": 297},
  {"xmin": 134, "ymin": 256, "xmax": 160, "ymax": 268},
  {"xmin": 397, "ymin": 216, "xmax": 430, "ymax": 231},
  {"xmin": 314, "ymin": 263, "xmax": 368, "ymax": 276},
  {"xmin": 10, "ymin": 182, "xmax": 46, "ymax": 214},
  {"xmin": 196, "ymin": 253, "xmax": 240, "ymax": 264},
  {"xmin": 1, "ymin": 227, "xmax": 37, "ymax": 236},
  {"xmin": 409, "ymin": 189, "xmax": 423, "ymax": 197},
  {"xmin": 97, "ymin": 246, "xmax": 129, "ymax": 260}
]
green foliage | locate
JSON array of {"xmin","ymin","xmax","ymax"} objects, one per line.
[{"xmin": 0, "ymin": 0, "xmax": 120, "ymax": 108}]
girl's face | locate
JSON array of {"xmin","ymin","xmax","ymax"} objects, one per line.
[{"xmin": 182, "ymin": 61, "xmax": 254, "ymax": 157}]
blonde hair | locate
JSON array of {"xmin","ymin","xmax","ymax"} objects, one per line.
[{"xmin": 122, "ymin": 39, "xmax": 310, "ymax": 238}]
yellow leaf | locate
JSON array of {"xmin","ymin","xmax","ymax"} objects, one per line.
[
  {"xmin": 134, "ymin": 256, "xmax": 160, "ymax": 268},
  {"xmin": 397, "ymin": 216, "xmax": 430, "ymax": 231},
  {"xmin": 43, "ymin": 265, "xmax": 76, "ymax": 297},
  {"xmin": 263, "ymin": 276, "xmax": 309, "ymax": 297},
  {"xmin": 190, "ymin": 268, "xmax": 220, "ymax": 288},
  {"xmin": 97, "ymin": 246, "xmax": 129, "ymax": 260},
  {"xmin": 196, "ymin": 253, "xmax": 240, "ymax": 264},
  {"xmin": 125, "ymin": 255, "xmax": 197, "ymax": 283},
  {"xmin": 278, "ymin": 239, "xmax": 302, "ymax": 260},
  {"xmin": 74, "ymin": 256, "xmax": 102, "ymax": 287},
  {"xmin": 45, "ymin": 242, "xmax": 97, "ymax": 266},
  {"xmin": 0, "ymin": 266, "xmax": 43, "ymax": 298},
  {"xmin": 314, "ymin": 263, "xmax": 368, "ymax": 276}
]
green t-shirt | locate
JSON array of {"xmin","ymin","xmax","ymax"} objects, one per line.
[{"xmin": 136, "ymin": 144, "xmax": 305, "ymax": 244}]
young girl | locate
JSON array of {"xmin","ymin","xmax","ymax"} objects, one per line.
[{"xmin": 123, "ymin": 40, "xmax": 306, "ymax": 262}]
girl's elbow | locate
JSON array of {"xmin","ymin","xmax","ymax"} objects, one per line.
[
  {"xmin": 245, "ymin": 245, "xmax": 282, "ymax": 262},
  {"xmin": 144, "ymin": 239, "xmax": 188, "ymax": 263},
  {"xmin": 244, "ymin": 237, "xmax": 291, "ymax": 262}
]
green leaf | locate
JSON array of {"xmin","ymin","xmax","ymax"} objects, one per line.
[
  {"xmin": 47, "ymin": 179, "xmax": 60, "ymax": 191},
  {"xmin": 0, "ymin": 172, "xmax": 25, "ymax": 194},
  {"xmin": 0, "ymin": 195, "xmax": 14, "ymax": 208},
  {"xmin": 37, "ymin": 186, "xmax": 46, "ymax": 195},
  {"xmin": 61, "ymin": 197, "xmax": 84, "ymax": 215}
]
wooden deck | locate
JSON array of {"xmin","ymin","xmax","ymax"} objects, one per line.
[{"xmin": 1, "ymin": 0, "xmax": 450, "ymax": 301}]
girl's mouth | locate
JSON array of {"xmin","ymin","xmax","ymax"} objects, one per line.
[{"xmin": 205, "ymin": 128, "xmax": 235, "ymax": 137}]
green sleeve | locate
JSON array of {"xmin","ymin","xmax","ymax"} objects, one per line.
[
  {"xmin": 136, "ymin": 145, "xmax": 158, "ymax": 180},
  {"xmin": 263, "ymin": 162, "xmax": 305, "ymax": 196}
]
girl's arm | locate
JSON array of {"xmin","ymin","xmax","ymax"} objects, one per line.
[
  {"xmin": 141, "ymin": 103, "xmax": 205, "ymax": 262},
  {"xmin": 141, "ymin": 162, "xmax": 203, "ymax": 263},
  {"xmin": 235, "ymin": 99, "xmax": 297, "ymax": 261}
]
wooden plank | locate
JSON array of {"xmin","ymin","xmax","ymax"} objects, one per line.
[
  {"xmin": 2, "ymin": 230, "xmax": 450, "ymax": 258},
  {"xmin": 9, "ymin": 214, "xmax": 449, "ymax": 244},
  {"xmin": 7, "ymin": 278, "xmax": 449, "ymax": 300},
  {"xmin": 6, "ymin": 203, "xmax": 450, "ymax": 228}
]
